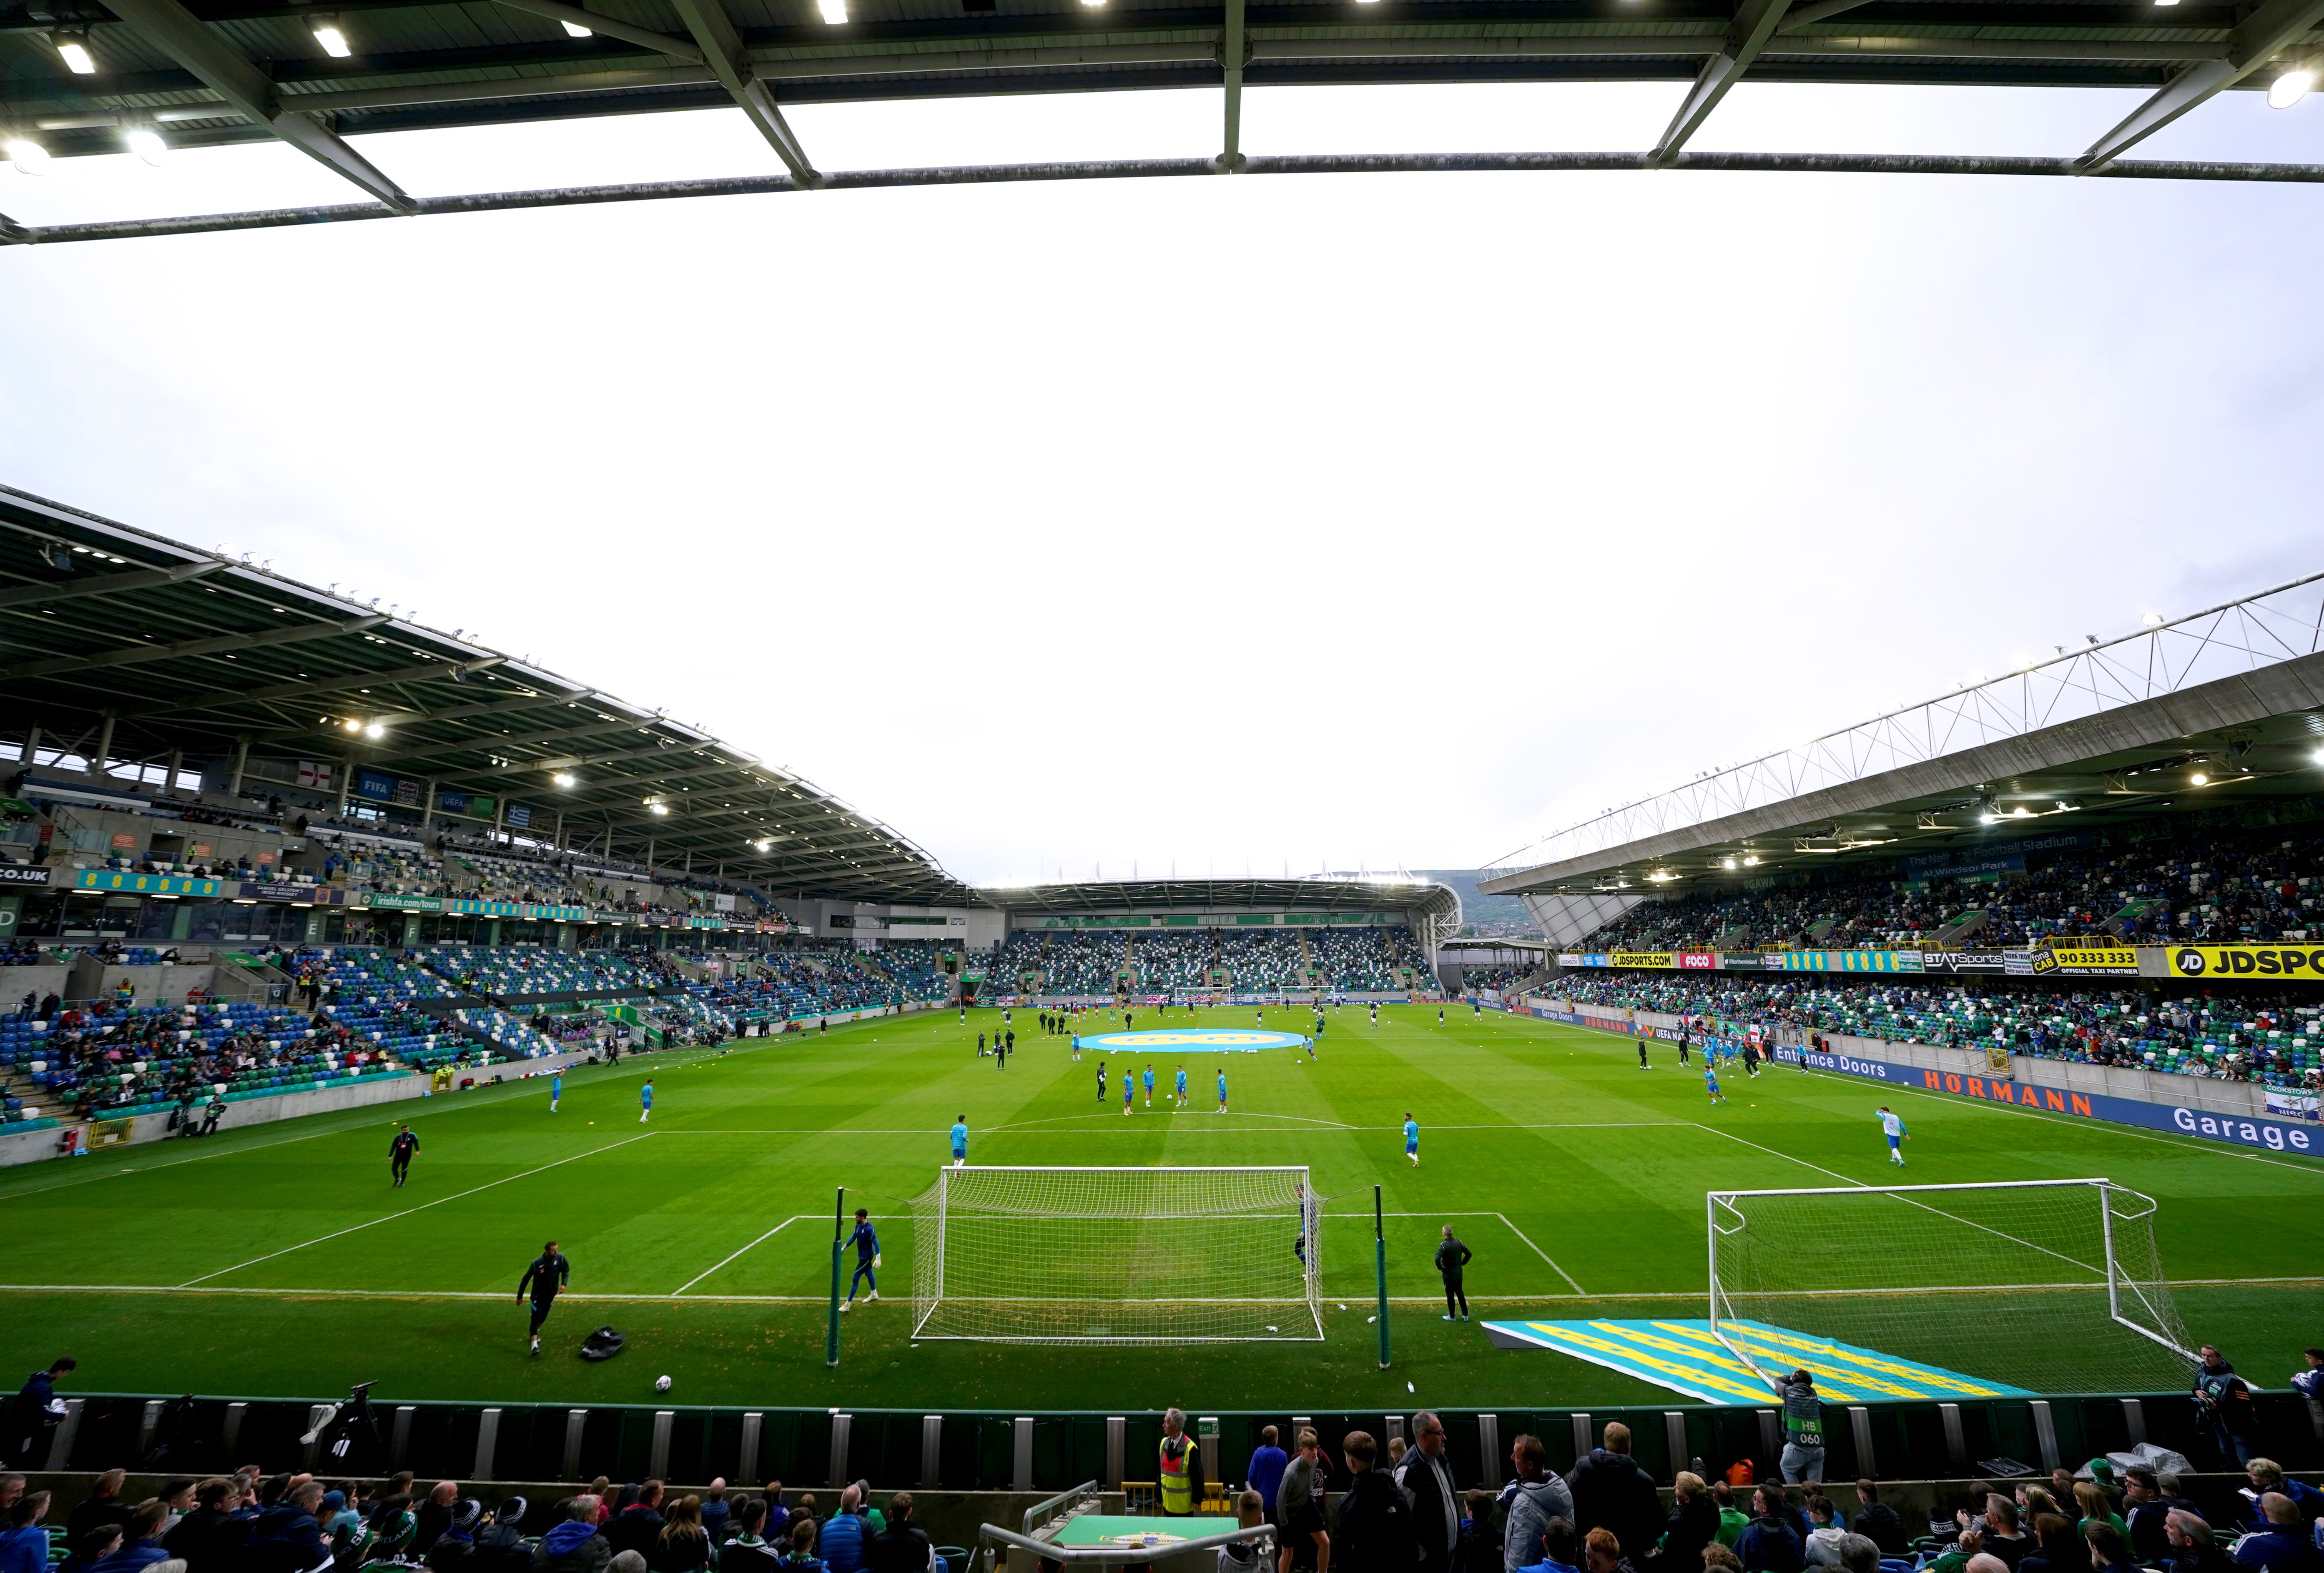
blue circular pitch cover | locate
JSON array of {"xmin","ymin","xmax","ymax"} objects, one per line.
[{"xmin": 1076, "ymin": 1029, "xmax": 1308, "ymax": 1053}]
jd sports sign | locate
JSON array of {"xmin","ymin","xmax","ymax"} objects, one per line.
[{"xmin": 2168, "ymin": 945, "xmax": 2324, "ymax": 980}]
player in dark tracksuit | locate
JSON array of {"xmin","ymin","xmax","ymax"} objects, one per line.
[
  {"xmin": 1435, "ymin": 1226, "xmax": 1473, "ymax": 1321},
  {"xmin": 389, "ymin": 1125, "xmax": 419, "ymax": 1187},
  {"xmin": 518, "ymin": 1241, "xmax": 570, "ymax": 1355}
]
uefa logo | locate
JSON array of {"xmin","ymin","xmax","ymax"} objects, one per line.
[{"xmin": 2174, "ymin": 948, "xmax": 2206, "ymax": 976}]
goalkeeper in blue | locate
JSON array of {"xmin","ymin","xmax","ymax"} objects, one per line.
[
  {"xmin": 1878, "ymin": 1105, "xmax": 1908, "ymax": 1165},
  {"xmin": 839, "ymin": 1208, "xmax": 880, "ymax": 1310}
]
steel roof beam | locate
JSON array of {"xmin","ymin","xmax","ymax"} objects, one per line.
[
  {"xmin": 490, "ymin": 0, "xmax": 705, "ymax": 60},
  {"xmin": 2078, "ymin": 0, "xmax": 2324, "ymax": 167},
  {"xmin": 669, "ymin": 0, "xmax": 819, "ymax": 184},
  {"xmin": 246, "ymin": 687, "xmax": 591, "ymax": 741},
  {"xmin": 98, "ymin": 0, "xmax": 416, "ymax": 210},
  {"xmin": 385, "ymin": 716, "xmax": 658, "ymax": 767},
  {"xmin": 2, "ymin": 612, "xmax": 390, "ymax": 681},
  {"xmin": 112, "ymin": 654, "xmax": 503, "ymax": 721},
  {"xmin": 0, "ymin": 558, "xmax": 226, "ymax": 610},
  {"xmin": 1651, "ymin": 0, "xmax": 1795, "ymax": 161}
]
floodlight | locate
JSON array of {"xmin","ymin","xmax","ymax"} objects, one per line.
[
  {"xmin": 2190, "ymin": 771, "xmax": 2209, "ymax": 785},
  {"xmin": 5, "ymin": 138, "xmax": 50, "ymax": 175},
  {"xmin": 364, "ymin": 722, "xmax": 385, "ymax": 739},
  {"xmin": 2269, "ymin": 67, "xmax": 2315, "ymax": 108},
  {"xmin": 650, "ymin": 801, "xmax": 670, "ymax": 815},
  {"xmin": 553, "ymin": 771, "xmax": 577, "ymax": 788},
  {"xmin": 312, "ymin": 19, "xmax": 353, "ymax": 55},
  {"xmin": 562, "ymin": 18, "xmax": 594, "ymax": 34},
  {"xmin": 1722, "ymin": 857, "xmax": 1737, "ymax": 869},
  {"xmin": 1979, "ymin": 812, "xmax": 1999, "ymax": 825},
  {"xmin": 342, "ymin": 718, "xmax": 361, "ymax": 733},
  {"xmin": 2141, "ymin": 610, "xmax": 2166, "ymax": 627},
  {"xmin": 818, "ymin": 0, "xmax": 847, "ymax": 19},
  {"xmin": 55, "ymin": 35, "xmax": 97, "ymax": 73},
  {"xmin": 1743, "ymin": 855, "xmax": 1759, "ymax": 866},
  {"xmin": 125, "ymin": 128, "xmax": 167, "ymax": 164}
]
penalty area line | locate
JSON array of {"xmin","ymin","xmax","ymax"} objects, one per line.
[
  {"xmin": 670, "ymin": 1216, "xmax": 810, "ymax": 1295},
  {"xmin": 176, "ymin": 1132, "xmax": 656, "ymax": 1288}
]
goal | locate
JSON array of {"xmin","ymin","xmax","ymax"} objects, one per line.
[
  {"xmin": 910, "ymin": 1166, "xmax": 1321, "ymax": 1344},
  {"xmin": 1707, "ymin": 1178, "xmax": 2196, "ymax": 1395}
]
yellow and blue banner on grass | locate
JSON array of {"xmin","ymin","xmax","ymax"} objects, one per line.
[{"xmin": 1478, "ymin": 1318, "xmax": 2033, "ymax": 1405}]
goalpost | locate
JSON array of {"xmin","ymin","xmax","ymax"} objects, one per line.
[
  {"xmin": 910, "ymin": 1166, "xmax": 1321, "ymax": 1343},
  {"xmin": 1706, "ymin": 1178, "xmax": 2197, "ymax": 1396}
]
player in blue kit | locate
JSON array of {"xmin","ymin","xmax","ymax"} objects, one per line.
[
  {"xmin": 840, "ymin": 1208, "xmax": 880, "ymax": 1310},
  {"xmin": 1404, "ymin": 1113, "xmax": 1420, "ymax": 1167},
  {"xmin": 1215, "ymin": 1068, "xmax": 1228, "ymax": 1113},
  {"xmin": 1143, "ymin": 1064, "xmax": 1155, "ymax": 1108},
  {"xmin": 1123, "ymin": 1074, "xmax": 1134, "ymax": 1116},
  {"xmin": 1879, "ymin": 1105, "xmax": 1908, "ymax": 1164},
  {"xmin": 1174, "ymin": 1064, "xmax": 1188, "ymax": 1107},
  {"xmin": 1706, "ymin": 1064, "xmax": 1726, "ymax": 1105},
  {"xmin": 549, "ymin": 1071, "xmax": 561, "ymax": 1113},
  {"xmin": 951, "ymin": 1113, "xmax": 968, "ymax": 1168},
  {"xmin": 638, "ymin": 1078, "xmax": 653, "ymax": 1123}
]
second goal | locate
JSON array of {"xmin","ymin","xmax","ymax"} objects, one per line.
[{"xmin": 909, "ymin": 1165, "xmax": 1322, "ymax": 1344}]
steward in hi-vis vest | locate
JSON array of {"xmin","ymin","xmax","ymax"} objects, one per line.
[{"xmin": 1158, "ymin": 1407, "xmax": 1202, "ymax": 1515}]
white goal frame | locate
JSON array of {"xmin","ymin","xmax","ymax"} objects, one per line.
[
  {"xmin": 913, "ymin": 1164, "xmax": 1322, "ymax": 1345},
  {"xmin": 1706, "ymin": 1177, "xmax": 2196, "ymax": 1391}
]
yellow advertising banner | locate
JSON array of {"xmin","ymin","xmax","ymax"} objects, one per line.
[
  {"xmin": 2028, "ymin": 947, "xmax": 2140, "ymax": 976},
  {"xmin": 2166, "ymin": 944, "xmax": 2324, "ymax": 981},
  {"xmin": 1611, "ymin": 952, "xmax": 1675, "ymax": 969}
]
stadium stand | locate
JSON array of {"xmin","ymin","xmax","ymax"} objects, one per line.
[{"xmin": 1551, "ymin": 971, "xmax": 2324, "ymax": 1089}]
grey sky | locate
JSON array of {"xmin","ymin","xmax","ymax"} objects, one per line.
[{"xmin": 3, "ymin": 83, "xmax": 2320, "ymax": 886}]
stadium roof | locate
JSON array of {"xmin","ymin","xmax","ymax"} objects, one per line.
[
  {"xmin": 5, "ymin": 0, "xmax": 2324, "ymax": 243},
  {"xmin": 981, "ymin": 876, "xmax": 1461, "ymax": 921},
  {"xmin": 1481, "ymin": 570, "xmax": 2324, "ymax": 908},
  {"xmin": 0, "ymin": 482, "xmax": 974, "ymax": 906}
]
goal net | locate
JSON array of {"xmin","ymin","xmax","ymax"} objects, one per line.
[
  {"xmin": 911, "ymin": 1166, "xmax": 1321, "ymax": 1344},
  {"xmin": 1707, "ymin": 1178, "xmax": 2196, "ymax": 1395}
]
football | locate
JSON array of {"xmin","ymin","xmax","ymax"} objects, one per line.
[{"xmin": 654, "ymin": 1375, "xmax": 672, "ymax": 1392}]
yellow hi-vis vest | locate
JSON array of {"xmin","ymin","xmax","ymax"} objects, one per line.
[{"xmin": 1159, "ymin": 1433, "xmax": 1197, "ymax": 1513}]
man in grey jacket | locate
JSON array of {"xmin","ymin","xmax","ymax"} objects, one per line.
[
  {"xmin": 1277, "ymin": 1428, "xmax": 1331, "ymax": 1573},
  {"xmin": 1498, "ymin": 1434, "xmax": 1575, "ymax": 1573}
]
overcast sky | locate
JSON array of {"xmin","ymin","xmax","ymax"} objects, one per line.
[{"xmin": 3, "ymin": 81, "xmax": 2321, "ymax": 888}]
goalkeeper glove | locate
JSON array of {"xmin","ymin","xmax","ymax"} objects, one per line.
[{"xmin": 873, "ymin": 1253, "xmax": 882, "ymax": 1268}]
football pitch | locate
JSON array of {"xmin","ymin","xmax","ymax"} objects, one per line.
[{"xmin": 1, "ymin": 1003, "xmax": 2316, "ymax": 1412}]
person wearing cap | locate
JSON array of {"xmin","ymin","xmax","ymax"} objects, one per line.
[
  {"xmin": 423, "ymin": 1497, "xmax": 484, "ymax": 1571},
  {"xmin": 472, "ymin": 1498, "xmax": 530, "ymax": 1571},
  {"xmin": 1778, "ymin": 1371, "xmax": 1826, "ymax": 1485}
]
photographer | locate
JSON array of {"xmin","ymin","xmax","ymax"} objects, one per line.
[{"xmin": 2192, "ymin": 1347, "xmax": 2259, "ymax": 1468}]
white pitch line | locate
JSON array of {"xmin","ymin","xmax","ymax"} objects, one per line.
[
  {"xmin": 671, "ymin": 1216, "xmax": 808, "ymax": 1295},
  {"xmin": 1496, "ymin": 1211, "xmax": 1588, "ymax": 1296},
  {"xmin": 176, "ymin": 1132, "xmax": 656, "ymax": 1287}
]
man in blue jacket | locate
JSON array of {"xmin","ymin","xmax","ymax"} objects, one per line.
[
  {"xmin": 8, "ymin": 1358, "xmax": 73, "ymax": 1466},
  {"xmin": 821, "ymin": 1484, "xmax": 870, "ymax": 1573},
  {"xmin": 243, "ymin": 1481, "xmax": 329, "ymax": 1573},
  {"xmin": 0, "ymin": 1493, "xmax": 51, "ymax": 1573},
  {"xmin": 2232, "ymin": 1495, "xmax": 2322, "ymax": 1573}
]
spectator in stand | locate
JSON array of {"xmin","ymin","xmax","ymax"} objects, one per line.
[
  {"xmin": 0, "ymin": 1494, "xmax": 48, "ymax": 1573},
  {"xmin": 474, "ymin": 1497, "xmax": 533, "ymax": 1572},
  {"xmin": 720, "ymin": 1499, "xmax": 780, "ymax": 1573},
  {"xmin": 2293, "ymin": 1350, "xmax": 2324, "ymax": 1438},
  {"xmin": 1704, "ymin": 1550, "xmax": 1743, "ymax": 1573},
  {"xmin": 612, "ymin": 1554, "xmax": 649, "ymax": 1573},
  {"xmin": 651, "ymin": 1495, "xmax": 710, "ymax": 1573},
  {"xmin": 1219, "ymin": 1490, "xmax": 1270, "ymax": 1573},
  {"xmin": 245, "ymin": 1481, "xmax": 328, "ymax": 1573},
  {"xmin": 2168, "ymin": 1513, "xmax": 2232, "ymax": 1573},
  {"xmin": 153, "ymin": 1483, "xmax": 196, "ymax": 1540},
  {"xmin": 59, "ymin": 1527, "xmax": 119, "ymax": 1573},
  {"xmin": 2072, "ymin": 1485, "xmax": 2128, "ymax": 1543},
  {"xmin": 1517, "ymin": 1518, "xmax": 1583, "ymax": 1573},
  {"xmin": 1502, "ymin": 1436, "xmax": 1577, "ymax": 1573},
  {"xmin": 1566, "ymin": 1424, "xmax": 1662, "ymax": 1564},
  {"xmin": 2246, "ymin": 1463, "xmax": 2324, "ymax": 1528},
  {"xmin": 417, "ymin": 1480, "xmax": 466, "ymax": 1553},
  {"xmin": 2123, "ymin": 1471, "xmax": 2196, "ymax": 1565},
  {"xmin": 2195, "ymin": 1347, "xmax": 2260, "ymax": 1467},
  {"xmin": 1459, "ymin": 1490, "xmax": 1504, "ymax": 1573},
  {"xmin": 370, "ymin": 1492, "xmax": 418, "ymax": 1561},
  {"xmin": 606, "ymin": 1483, "xmax": 667, "ymax": 1562},
  {"xmin": 1247, "ymin": 1426, "xmax": 1290, "ymax": 1522},
  {"xmin": 2014, "ymin": 1516, "xmax": 2076, "ymax": 1573},
  {"xmin": 161, "ymin": 1480, "xmax": 242, "ymax": 1573},
  {"xmin": 1737, "ymin": 1489, "xmax": 1805, "ymax": 1573},
  {"xmin": 84, "ymin": 1501, "xmax": 168, "ymax": 1573},
  {"xmin": 779, "ymin": 1518, "xmax": 823, "ymax": 1570},
  {"xmin": 1586, "ymin": 1526, "xmax": 1639, "ymax": 1573},
  {"xmin": 1711, "ymin": 1487, "xmax": 1749, "ymax": 1550},
  {"xmin": 1978, "ymin": 1499, "xmax": 2030, "ymax": 1572},
  {"xmin": 759, "ymin": 1481, "xmax": 789, "ymax": 1545},
  {"xmin": 1654, "ymin": 1475, "xmax": 1721, "ymax": 1573},
  {"xmin": 67, "ymin": 1471, "xmax": 133, "ymax": 1544},
  {"xmin": 700, "ymin": 1481, "xmax": 732, "ymax": 1548},
  {"xmin": 2084, "ymin": 1523, "xmax": 2138, "ymax": 1573},
  {"xmin": 819, "ymin": 1484, "xmax": 868, "ymax": 1573},
  {"xmin": 1396, "ymin": 1411, "xmax": 1459, "ymax": 1573},
  {"xmin": 866, "ymin": 1492, "xmax": 937, "ymax": 1573},
  {"xmin": 1333, "ymin": 1432, "xmax": 1417, "ymax": 1573},
  {"xmin": 534, "ymin": 1497, "xmax": 610, "ymax": 1573},
  {"xmin": 1278, "ymin": 1427, "xmax": 1331, "ymax": 1573},
  {"xmin": 1777, "ymin": 1372, "xmax": 1825, "ymax": 1484},
  {"xmin": 2234, "ymin": 1497, "xmax": 2322, "ymax": 1573},
  {"xmin": 1849, "ymin": 1483, "xmax": 1905, "ymax": 1555}
]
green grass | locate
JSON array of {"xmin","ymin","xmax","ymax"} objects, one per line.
[{"xmin": 1, "ymin": 1003, "xmax": 2316, "ymax": 1411}]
